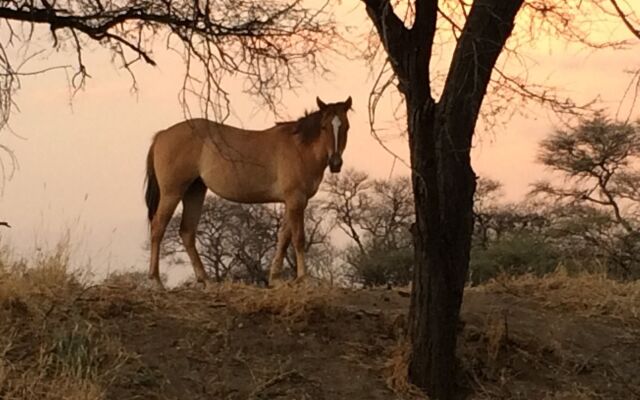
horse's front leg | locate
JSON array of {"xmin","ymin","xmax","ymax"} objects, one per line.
[
  {"xmin": 268, "ymin": 219, "xmax": 291, "ymax": 285},
  {"xmin": 286, "ymin": 196, "xmax": 308, "ymax": 280}
]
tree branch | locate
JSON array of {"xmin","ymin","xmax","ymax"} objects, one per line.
[
  {"xmin": 610, "ymin": 0, "xmax": 640, "ymax": 40},
  {"xmin": 0, "ymin": 0, "xmax": 335, "ymax": 128},
  {"xmin": 362, "ymin": 0, "xmax": 409, "ymax": 80},
  {"xmin": 438, "ymin": 0, "xmax": 525, "ymax": 140},
  {"xmin": 413, "ymin": 0, "xmax": 438, "ymax": 65}
]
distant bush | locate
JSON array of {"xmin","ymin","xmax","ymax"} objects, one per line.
[
  {"xmin": 469, "ymin": 233, "xmax": 560, "ymax": 285},
  {"xmin": 348, "ymin": 246, "xmax": 413, "ymax": 288}
]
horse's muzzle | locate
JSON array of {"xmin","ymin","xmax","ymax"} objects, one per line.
[{"xmin": 329, "ymin": 154, "xmax": 343, "ymax": 173}]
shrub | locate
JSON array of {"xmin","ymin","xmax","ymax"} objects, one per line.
[
  {"xmin": 469, "ymin": 233, "xmax": 560, "ymax": 285},
  {"xmin": 349, "ymin": 246, "xmax": 413, "ymax": 288}
]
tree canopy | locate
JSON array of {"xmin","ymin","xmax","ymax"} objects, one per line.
[{"xmin": 0, "ymin": 0, "xmax": 335, "ymax": 187}]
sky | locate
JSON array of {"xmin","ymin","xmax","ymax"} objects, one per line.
[{"xmin": 0, "ymin": 1, "xmax": 638, "ymax": 281}]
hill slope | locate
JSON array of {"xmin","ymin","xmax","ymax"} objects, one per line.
[{"xmin": 1, "ymin": 256, "xmax": 639, "ymax": 399}]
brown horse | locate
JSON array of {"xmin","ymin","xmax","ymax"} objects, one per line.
[{"xmin": 145, "ymin": 97, "xmax": 352, "ymax": 288}]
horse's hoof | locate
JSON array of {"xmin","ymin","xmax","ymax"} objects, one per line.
[
  {"xmin": 268, "ymin": 278, "xmax": 287, "ymax": 289},
  {"xmin": 150, "ymin": 279, "xmax": 166, "ymax": 291},
  {"xmin": 197, "ymin": 279, "xmax": 211, "ymax": 290}
]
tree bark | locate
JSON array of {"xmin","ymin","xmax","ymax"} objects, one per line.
[
  {"xmin": 407, "ymin": 2, "xmax": 524, "ymax": 398},
  {"xmin": 364, "ymin": 0, "xmax": 524, "ymax": 398}
]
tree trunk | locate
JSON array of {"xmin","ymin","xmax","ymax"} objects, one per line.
[
  {"xmin": 362, "ymin": 0, "xmax": 524, "ymax": 397},
  {"xmin": 405, "ymin": 2, "xmax": 524, "ymax": 399},
  {"xmin": 406, "ymin": 88, "xmax": 476, "ymax": 399}
]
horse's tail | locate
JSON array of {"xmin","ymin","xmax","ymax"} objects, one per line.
[{"xmin": 145, "ymin": 140, "xmax": 160, "ymax": 223}]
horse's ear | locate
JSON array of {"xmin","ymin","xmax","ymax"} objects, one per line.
[
  {"xmin": 316, "ymin": 97, "xmax": 327, "ymax": 110},
  {"xmin": 344, "ymin": 96, "xmax": 353, "ymax": 110}
]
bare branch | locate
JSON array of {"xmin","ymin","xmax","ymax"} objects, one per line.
[
  {"xmin": 362, "ymin": 0, "xmax": 410, "ymax": 81},
  {"xmin": 0, "ymin": 0, "xmax": 336, "ymax": 127},
  {"xmin": 610, "ymin": 0, "xmax": 640, "ymax": 40}
]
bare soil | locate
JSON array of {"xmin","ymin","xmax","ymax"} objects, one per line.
[{"xmin": 1, "ymin": 274, "xmax": 639, "ymax": 400}]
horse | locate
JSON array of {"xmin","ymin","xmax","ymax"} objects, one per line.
[{"xmin": 144, "ymin": 96, "xmax": 352, "ymax": 289}]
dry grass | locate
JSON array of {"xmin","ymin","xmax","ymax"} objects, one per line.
[
  {"xmin": 477, "ymin": 267, "xmax": 640, "ymax": 323},
  {"xmin": 542, "ymin": 386, "xmax": 599, "ymax": 400},
  {"xmin": 0, "ymin": 323, "xmax": 128, "ymax": 400},
  {"xmin": 214, "ymin": 280, "xmax": 337, "ymax": 322},
  {"xmin": 462, "ymin": 268, "xmax": 640, "ymax": 399},
  {"xmin": 0, "ymin": 241, "xmax": 81, "ymax": 301},
  {"xmin": 483, "ymin": 311, "xmax": 509, "ymax": 368},
  {"xmin": 0, "ymin": 241, "xmax": 129, "ymax": 400},
  {"xmin": 3, "ymin": 239, "xmax": 639, "ymax": 400},
  {"xmin": 383, "ymin": 339, "xmax": 429, "ymax": 399}
]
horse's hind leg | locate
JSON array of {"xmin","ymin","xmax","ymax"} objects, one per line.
[
  {"xmin": 149, "ymin": 192, "xmax": 182, "ymax": 289},
  {"xmin": 180, "ymin": 179, "xmax": 208, "ymax": 285}
]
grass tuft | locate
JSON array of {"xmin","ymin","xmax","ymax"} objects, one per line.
[
  {"xmin": 0, "ymin": 240, "xmax": 128, "ymax": 400},
  {"xmin": 383, "ymin": 339, "xmax": 429, "ymax": 399},
  {"xmin": 478, "ymin": 267, "xmax": 640, "ymax": 323},
  {"xmin": 216, "ymin": 281, "xmax": 336, "ymax": 322}
]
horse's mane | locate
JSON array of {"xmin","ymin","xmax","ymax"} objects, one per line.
[{"xmin": 276, "ymin": 109, "xmax": 323, "ymax": 143}]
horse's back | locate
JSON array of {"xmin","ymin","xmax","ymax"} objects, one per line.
[{"xmin": 153, "ymin": 118, "xmax": 287, "ymax": 203}]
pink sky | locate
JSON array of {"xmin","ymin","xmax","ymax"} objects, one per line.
[{"xmin": 0, "ymin": 2, "xmax": 638, "ymax": 280}]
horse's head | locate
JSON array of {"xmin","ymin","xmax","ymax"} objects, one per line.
[{"xmin": 316, "ymin": 96, "xmax": 352, "ymax": 173}]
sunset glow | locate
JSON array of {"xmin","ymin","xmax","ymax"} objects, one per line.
[{"xmin": 0, "ymin": 0, "xmax": 638, "ymax": 280}]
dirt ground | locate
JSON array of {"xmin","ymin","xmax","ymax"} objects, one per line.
[{"xmin": 1, "ymin": 268, "xmax": 639, "ymax": 400}]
